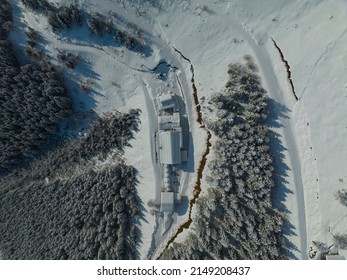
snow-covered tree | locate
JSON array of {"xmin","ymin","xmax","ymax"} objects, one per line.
[
  {"xmin": 333, "ymin": 233, "xmax": 347, "ymax": 249},
  {"xmin": 161, "ymin": 56, "xmax": 286, "ymax": 260}
]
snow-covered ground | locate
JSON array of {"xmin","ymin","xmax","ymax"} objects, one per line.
[{"xmin": 14, "ymin": 0, "xmax": 347, "ymax": 259}]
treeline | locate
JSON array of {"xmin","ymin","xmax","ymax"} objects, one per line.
[
  {"xmin": 87, "ymin": 12, "xmax": 143, "ymax": 51},
  {"xmin": 22, "ymin": 0, "xmax": 82, "ymax": 31},
  {"xmin": 0, "ymin": 1, "xmax": 72, "ymax": 172},
  {"xmin": 160, "ymin": 56, "xmax": 286, "ymax": 260},
  {"xmin": 0, "ymin": 110, "xmax": 141, "ymax": 195},
  {"xmin": 21, "ymin": 0, "xmax": 147, "ymax": 53},
  {"xmin": 332, "ymin": 233, "xmax": 347, "ymax": 250},
  {"xmin": 0, "ymin": 164, "xmax": 140, "ymax": 259},
  {"xmin": 0, "ymin": 111, "xmax": 142, "ymax": 259},
  {"xmin": 22, "ymin": 0, "xmax": 83, "ymax": 32}
]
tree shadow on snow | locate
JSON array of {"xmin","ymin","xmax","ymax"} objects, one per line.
[
  {"xmin": 56, "ymin": 10, "xmax": 153, "ymax": 58},
  {"xmin": 266, "ymin": 98, "xmax": 300, "ymax": 259},
  {"xmin": 132, "ymin": 171, "xmax": 148, "ymax": 260}
]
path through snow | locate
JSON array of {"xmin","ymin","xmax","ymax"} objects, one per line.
[{"xmin": 237, "ymin": 30, "xmax": 308, "ymax": 259}]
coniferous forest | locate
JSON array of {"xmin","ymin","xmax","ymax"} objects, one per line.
[
  {"xmin": 0, "ymin": 1, "xmax": 72, "ymax": 172},
  {"xmin": 0, "ymin": 109, "xmax": 142, "ymax": 259},
  {"xmin": 160, "ymin": 57, "xmax": 286, "ymax": 260},
  {"xmin": 0, "ymin": 1, "xmax": 142, "ymax": 260}
]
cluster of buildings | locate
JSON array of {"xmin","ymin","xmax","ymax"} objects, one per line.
[
  {"xmin": 156, "ymin": 92, "xmax": 186, "ymax": 214},
  {"xmin": 157, "ymin": 92, "xmax": 187, "ymax": 165}
]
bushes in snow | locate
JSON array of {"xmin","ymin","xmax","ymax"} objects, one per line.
[
  {"xmin": 78, "ymin": 109, "xmax": 141, "ymax": 159},
  {"xmin": 332, "ymin": 233, "xmax": 347, "ymax": 250},
  {"xmin": 21, "ymin": 0, "xmax": 53, "ymax": 13},
  {"xmin": 22, "ymin": 0, "xmax": 82, "ymax": 32},
  {"xmin": 57, "ymin": 50, "xmax": 81, "ymax": 69},
  {"xmin": 47, "ymin": 5, "xmax": 83, "ymax": 32},
  {"xmin": 0, "ymin": 1, "xmax": 72, "ymax": 172},
  {"xmin": 335, "ymin": 189, "xmax": 347, "ymax": 207},
  {"xmin": 88, "ymin": 13, "xmax": 104, "ymax": 37},
  {"xmin": 160, "ymin": 57, "xmax": 286, "ymax": 260},
  {"xmin": 21, "ymin": 0, "xmax": 147, "ymax": 52},
  {"xmin": 87, "ymin": 13, "xmax": 141, "ymax": 50},
  {"xmin": 0, "ymin": 111, "xmax": 142, "ymax": 259}
]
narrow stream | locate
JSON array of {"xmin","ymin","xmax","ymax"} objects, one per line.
[
  {"xmin": 157, "ymin": 48, "xmax": 212, "ymax": 258},
  {"xmin": 271, "ymin": 38, "xmax": 299, "ymax": 101}
]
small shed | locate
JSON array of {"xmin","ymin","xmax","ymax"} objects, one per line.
[
  {"xmin": 326, "ymin": 254, "xmax": 346, "ymax": 260},
  {"xmin": 161, "ymin": 192, "xmax": 174, "ymax": 212},
  {"xmin": 158, "ymin": 112, "xmax": 180, "ymax": 130},
  {"xmin": 158, "ymin": 92, "xmax": 175, "ymax": 111}
]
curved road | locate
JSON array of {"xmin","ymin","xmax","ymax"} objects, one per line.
[{"xmin": 233, "ymin": 25, "xmax": 308, "ymax": 259}]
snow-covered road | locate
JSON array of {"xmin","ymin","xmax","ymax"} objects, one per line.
[{"xmin": 235, "ymin": 29, "xmax": 308, "ymax": 259}]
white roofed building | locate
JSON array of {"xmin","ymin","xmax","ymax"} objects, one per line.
[
  {"xmin": 161, "ymin": 192, "xmax": 174, "ymax": 212},
  {"xmin": 158, "ymin": 92, "xmax": 176, "ymax": 111},
  {"xmin": 158, "ymin": 130, "xmax": 182, "ymax": 164},
  {"xmin": 158, "ymin": 112, "xmax": 180, "ymax": 130},
  {"xmin": 156, "ymin": 92, "xmax": 187, "ymax": 165}
]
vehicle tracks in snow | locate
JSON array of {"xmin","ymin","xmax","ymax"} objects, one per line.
[
  {"xmin": 222, "ymin": 19, "xmax": 308, "ymax": 258},
  {"xmin": 242, "ymin": 32, "xmax": 308, "ymax": 258}
]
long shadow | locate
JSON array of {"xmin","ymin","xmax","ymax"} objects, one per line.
[
  {"xmin": 176, "ymin": 195, "xmax": 189, "ymax": 216},
  {"xmin": 56, "ymin": 53, "xmax": 101, "ymax": 138},
  {"xmin": 181, "ymin": 131, "xmax": 195, "ymax": 174},
  {"xmin": 175, "ymin": 94, "xmax": 194, "ymax": 174},
  {"xmin": 132, "ymin": 170, "xmax": 148, "ymax": 260},
  {"xmin": 266, "ymin": 97, "xmax": 300, "ymax": 259},
  {"xmin": 282, "ymin": 221, "xmax": 301, "ymax": 258},
  {"xmin": 73, "ymin": 58, "xmax": 101, "ymax": 81},
  {"xmin": 176, "ymin": 94, "xmax": 187, "ymax": 116}
]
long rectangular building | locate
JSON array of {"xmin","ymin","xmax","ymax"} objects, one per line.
[{"xmin": 158, "ymin": 130, "xmax": 182, "ymax": 164}]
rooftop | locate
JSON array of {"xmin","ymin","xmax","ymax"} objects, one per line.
[
  {"xmin": 158, "ymin": 130, "xmax": 182, "ymax": 165},
  {"xmin": 158, "ymin": 112, "xmax": 180, "ymax": 130},
  {"xmin": 326, "ymin": 254, "xmax": 346, "ymax": 260},
  {"xmin": 161, "ymin": 192, "xmax": 175, "ymax": 212},
  {"xmin": 158, "ymin": 92, "xmax": 175, "ymax": 111}
]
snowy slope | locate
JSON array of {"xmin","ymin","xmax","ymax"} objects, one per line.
[{"xmin": 14, "ymin": 0, "xmax": 347, "ymax": 259}]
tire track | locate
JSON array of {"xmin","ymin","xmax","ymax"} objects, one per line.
[{"xmin": 242, "ymin": 34, "xmax": 308, "ymax": 259}]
